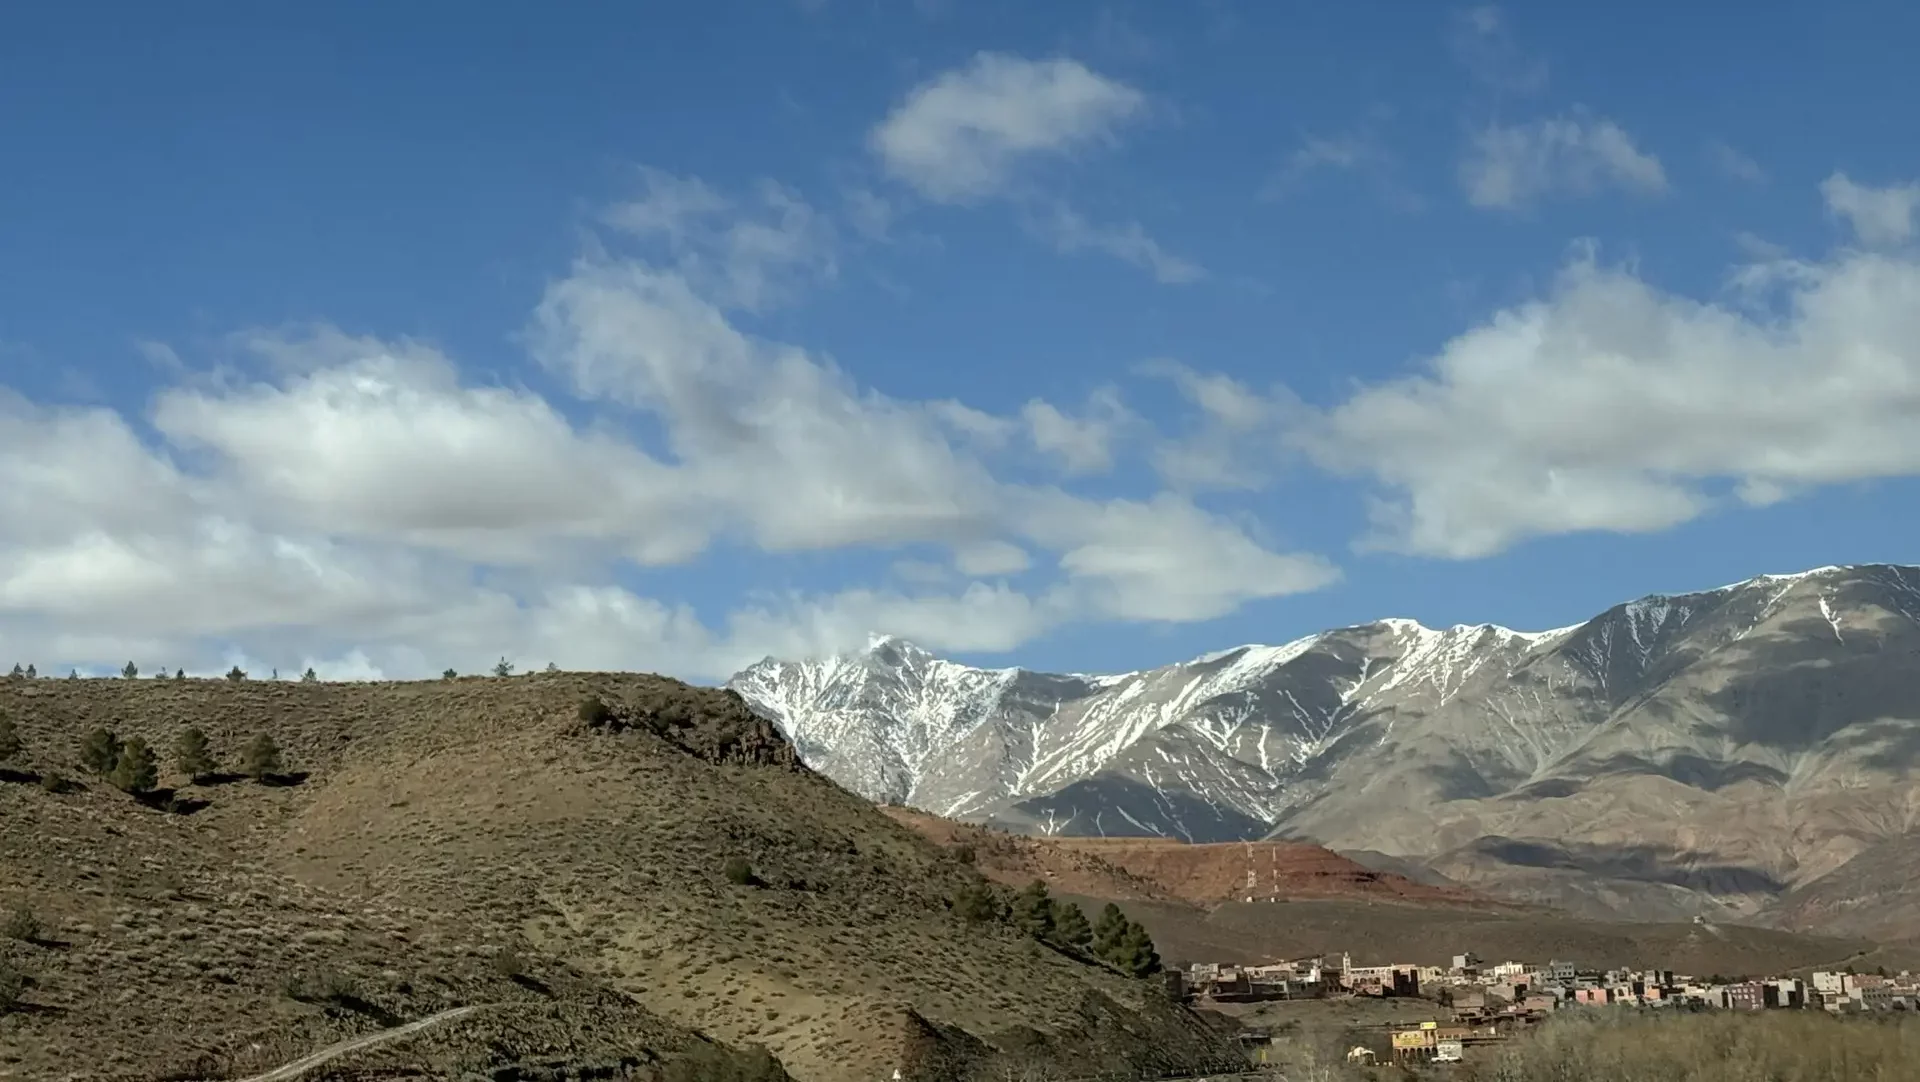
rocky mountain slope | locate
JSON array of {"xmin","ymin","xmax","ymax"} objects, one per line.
[
  {"xmin": 729, "ymin": 563, "xmax": 1920, "ymax": 931},
  {"xmin": 0, "ymin": 674, "xmax": 1242, "ymax": 1082}
]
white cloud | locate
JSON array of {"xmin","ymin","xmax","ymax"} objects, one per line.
[
  {"xmin": 1461, "ymin": 116, "xmax": 1667, "ymax": 209},
  {"xmin": 1708, "ymin": 140, "xmax": 1766, "ymax": 184},
  {"xmin": 1292, "ymin": 228, "xmax": 1920, "ymax": 558},
  {"xmin": 1821, "ymin": 171, "xmax": 1920, "ymax": 247},
  {"xmin": 1029, "ymin": 205, "xmax": 1204, "ymax": 284},
  {"xmin": 953, "ymin": 541, "xmax": 1031, "ymax": 577},
  {"xmin": 0, "ymin": 174, "xmax": 1334, "ymax": 681},
  {"xmin": 1020, "ymin": 387, "xmax": 1133, "ymax": 474},
  {"xmin": 870, "ymin": 52, "xmax": 1144, "ymax": 204}
]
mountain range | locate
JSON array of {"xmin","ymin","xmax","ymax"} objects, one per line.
[{"xmin": 728, "ymin": 563, "xmax": 1920, "ymax": 939}]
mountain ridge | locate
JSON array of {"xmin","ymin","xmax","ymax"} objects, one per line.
[{"xmin": 728, "ymin": 562, "xmax": 1920, "ymax": 935}]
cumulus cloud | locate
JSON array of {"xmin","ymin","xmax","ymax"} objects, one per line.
[
  {"xmin": 0, "ymin": 173, "xmax": 1334, "ymax": 681},
  {"xmin": 1822, "ymin": 172, "xmax": 1920, "ymax": 247},
  {"xmin": 1461, "ymin": 115, "xmax": 1667, "ymax": 209},
  {"xmin": 1292, "ymin": 225, "xmax": 1920, "ymax": 558},
  {"xmin": 870, "ymin": 52, "xmax": 1144, "ymax": 204}
]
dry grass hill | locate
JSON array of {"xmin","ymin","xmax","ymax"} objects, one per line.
[{"xmin": 0, "ymin": 673, "xmax": 1243, "ymax": 1082}]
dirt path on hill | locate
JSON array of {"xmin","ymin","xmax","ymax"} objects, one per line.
[{"xmin": 228, "ymin": 1004, "xmax": 483, "ymax": 1082}]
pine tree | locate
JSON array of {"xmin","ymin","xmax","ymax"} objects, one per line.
[
  {"xmin": 1092, "ymin": 902, "xmax": 1129, "ymax": 956},
  {"xmin": 225, "ymin": 665, "xmax": 247, "ymax": 682},
  {"xmin": 1111, "ymin": 920, "xmax": 1161, "ymax": 977},
  {"xmin": 1050, "ymin": 899, "xmax": 1093, "ymax": 950},
  {"xmin": 492, "ymin": 657, "xmax": 515, "ymax": 678},
  {"xmin": 545, "ymin": 661, "xmax": 559, "ymax": 673},
  {"xmin": 243, "ymin": 733, "xmax": 282, "ymax": 781},
  {"xmin": 0, "ymin": 716, "xmax": 20, "ymax": 762},
  {"xmin": 79, "ymin": 728, "xmax": 122, "ymax": 776},
  {"xmin": 174, "ymin": 668, "xmax": 184, "ymax": 680},
  {"xmin": 23, "ymin": 664, "xmax": 35, "ymax": 678},
  {"xmin": 108, "ymin": 738, "xmax": 159, "ymax": 794},
  {"xmin": 173, "ymin": 728, "xmax": 216, "ymax": 781},
  {"xmin": 121, "ymin": 661, "xmax": 138, "ymax": 679},
  {"xmin": 67, "ymin": 669, "xmax": 78, "ymax": 680},
  {"xmin": 300, "ymin": 667, "xmax": 318, "ymax": 683},
  {"xmin": 1010, "ymin": 879, "xmax": 1055, "ymax": 940},
  {"xmin": 442, "ymin": 668, "xmax": 457, "ymax": 680},
  {"xmin": 7, "ymin": 664, "xmax": 20, "ymax": 678},
  {"xmin": 951, "ymin": 881, "xmax": 1002, "ymax": 924}
]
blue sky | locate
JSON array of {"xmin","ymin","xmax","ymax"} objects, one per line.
[{"xmin": 3, "ymin": 0, "xmax": 1919, "ymax": 680}]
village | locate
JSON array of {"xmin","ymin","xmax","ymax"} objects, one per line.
[{"xmin": 1169, "ymin": 950, "xmax": 1920, "ymax": 1065}]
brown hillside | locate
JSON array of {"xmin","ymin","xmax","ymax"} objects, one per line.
[
  {"xmin": 0, "ymin": 674, "xmax": 1243, "ymax": 1082},
  {"xmin": 881, "ymin": 807, "xmax": 1494, "ymax": 909}
]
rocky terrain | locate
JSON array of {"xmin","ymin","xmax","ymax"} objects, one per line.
[
  {"xmin": 731, "ymin": 564, "xmax": 1920, "ymax": 934},
  {"xmin": 0, "ymin": 674, "xmax": 1243, "ymax": 1082}
]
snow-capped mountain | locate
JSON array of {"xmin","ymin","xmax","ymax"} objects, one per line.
[{"xmin": 728, "ymin": 564, "xmax": 1920, "ymax": 931}]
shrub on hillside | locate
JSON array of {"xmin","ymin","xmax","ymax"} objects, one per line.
[
  {"xmin": 0, "ymin": 715, "xmax": 19, "ymax": 762},
  {"xmin": 225, "ymin": 665, "xmax": 248, "ymax": 682},
  {"xmin": 38, "ymin": 772, "xmax": 67, "ymax": 794},
  {"xmin": 0, "ymin": 958, "xmax": 22, "ymax": 1013},
  {"xmin": 577, "ymin": 697, "xmax": 615, "ymax": 727},
  {"xmin": 301, "ymin": 667, "xmax": 319, "ymax": 683},
  {"xmin": 243, "ymin": 733, "xmax": 282, "ymax": 781},
  {"xmin": 723, "ymin": 856, "xmax": 758, "ymax": 886},
  {"xmin": 108, "ymin": 738, "xmax": 159, "ymax": 794},
  {"xmin": 172, "ymin": 728, "xmax": 216, "ymax": 781},
  {"xmin": 3, "ymin": 904, "xmax": 40, "ymax": 943},
  {"xmin": 79, "ymin": 728, "xmax": 122, "ymax": 776}
]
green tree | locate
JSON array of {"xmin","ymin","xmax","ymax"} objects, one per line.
[
  {"xmin": 1109, "ymin": 920, "xmax": 1161, "ymax": 977},
  {"xmin": 243, "ymin": 733, "xmax": 282, "ymax": 781},
  {"xmin": 300, "ymin": 667, "xmax": 318, "ymax": 683},
  {"xmin": 79, "ymin": 728, "xmax": 122, "ymax": 776},
  {"xmin": 1092, "ymin": 902, "xmax": 1130, "ymax": 956},
  {"xmin": 951, "ymin": 881, "xmax": 1003, "ymax": 924},
  {"xmin": 6, "ymin": 664, "xmax": 20, "ymax": 678},
  {"xmin": 1010, "ymin": 879, "xmax": 1055, "ymax": 940},
  {"xmin": 545, "ymin": 661, "xmax": 560, "ymax": 673},
  {"xmin": 0, "ymin": 715, "xmax": 20, "ymax": 763},
  {"xmin": 23, "ymin": 664, "xmax": 34, "ymax": 678},
  {"xmin": 492, "ymin": 657, "xmax": 515, "ymax": 677},
  {"xmin": 225, "ymin": 665, "xmax": 247, "ymax": 682},
  {"xmin": 442, "ymin": 668, "xmax": 457, "ymax": 680},
  {"xmin": 173, "ymin": 728, "xmax": 216, "ymax": 780},
  {"xmin": 109, "ymin": 738, "xmax": 159, "ymax": 794},
  {"xmin": 1050, "ymin": 899, "xmax": 1093, "ymax": 950},
  {"xmin": 174, "ymin": 668, "xmax": 184, "ymax": 679},
  {"xmin": 723, "ymin": 856, "xmax": 757, "ymax": 885},
  {"xmin": 121, "ymin": 661, "xmax": 138, "ymax": 679}
]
